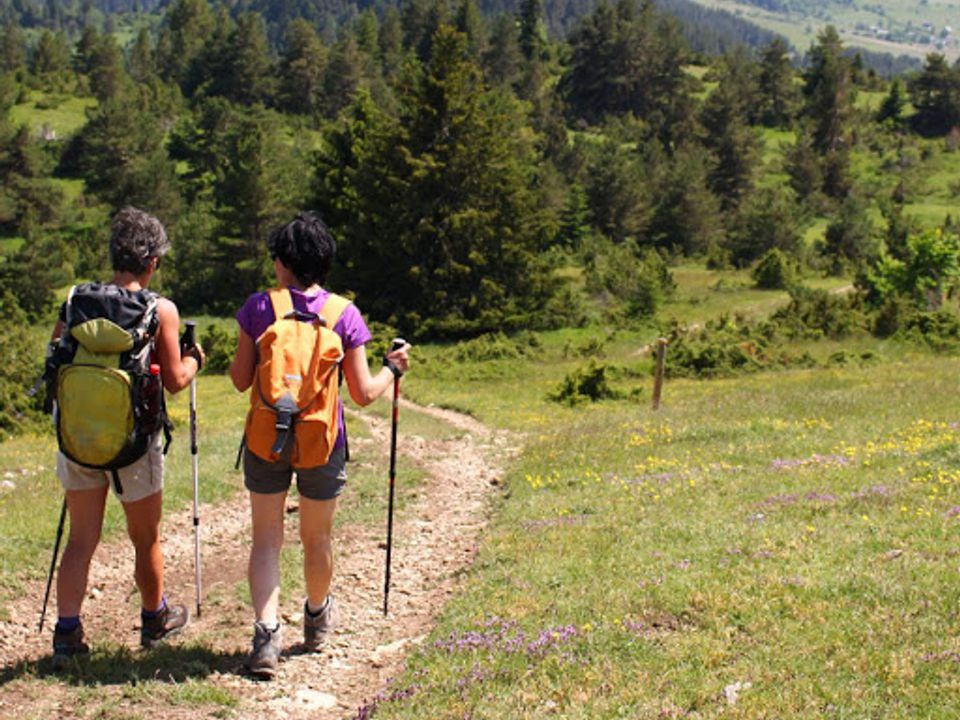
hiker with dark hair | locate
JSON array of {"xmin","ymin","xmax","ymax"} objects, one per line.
[
  {"xmin": 230, "ymin": 211, "xmax": 410, "ymax": 679},
  {"xmin": 48, "ymin": 207, "xmax": 204, "ymax": 665}
]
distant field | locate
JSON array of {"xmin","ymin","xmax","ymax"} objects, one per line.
[
  {"xmin": 9, "ymin": 92, "xmax": 96, "ymax": 138},
  {"xmin": 692, "ymin": 0, "xmax": 959, "ymax": 62}
]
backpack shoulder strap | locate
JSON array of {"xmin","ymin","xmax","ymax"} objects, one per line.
[
  {"xmin": 267, "ymin": 288, "xmax": 294, "ymax": 324},
  {"xmin": 319, "ymin": 293, "xmax": 351, "ymax": 330},
  {"xmin": 62, "ymin": 285, "xmax": 78, "ymax": 331}
]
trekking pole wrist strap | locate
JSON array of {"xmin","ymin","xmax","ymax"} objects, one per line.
[{"xmin": 383, "ymin": 358, "xmax": 403, "ymax": 378}]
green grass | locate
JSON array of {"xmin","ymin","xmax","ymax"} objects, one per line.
[
  {"xmin": 5, "ymin": 262, "xmax": 960, "ymax": 716},
  {"xmin": 373, "ymin": 347, "xmax": 960, "ymax": 719},
  {"xmin": 9, "ymin": 92, "xmax": 96, "ymax": 138}
]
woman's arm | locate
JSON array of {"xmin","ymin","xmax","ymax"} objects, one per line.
[
  {"xmin": 230, "ymin": 329, "xmax": 256, "ymax": 392},
  {"xmin": 155, "ymin": 297, "xmax": 201, "ymax": 393},
  {"xmin": 342, "ymin": 341, "xmax": 410, "ymax": 407}
]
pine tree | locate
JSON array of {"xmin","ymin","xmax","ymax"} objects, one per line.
[
  {"xmin": 71, "ymin": 84, "xmax": 180, "ymax": 219},
  {"xmin": 323, "ymin": 34, "xmax": 365, "ymax": 118},
  {"xmin": 210, "ymin": 13, "xmax": 275, "ymax": 106},
  {"xmin": 562, "ymin": 0, "xmax": 694, "ymax": 145},
  {"xmin": 0, "ymin": 21, "xmax": 26, "ymax": 73},
  {"xmin": 699, "ymin": 50, "xmax": 760, "ymax": 210},
  {"xmin": 277, "ymin": 19, "xmax": 327, "ymax": 116},
  {"xmin": 802, "ymin": 26, "xmax": 854, "ymax": 155},
  {"xmin": 455, "ymin": 0, "xmax": 486, "ymax": 61},
  {"xmin": 316, "ymin": 25, "xmax": 555, "ymax": 338},
  {"xmin": 756, "ymin": 37, "xmax": 797, "ymax": 127},
  {"xmin": 908, "ymin": 53, "xmax": 960, "ymax": 134},
  {"xmin": 484, "ymin": 13, "xmax": 523, "ymax": 89},
  {"xmin": 518, "ymin": 0, "xmax": 546, "ymax": 61},
  {"xmin": 156, "ymin": 0, "xmax": 216, "ymax": 90},
  {"xmin": 128, "ymin": 28, "xmax": 156, "ymax": 84},
  {"xmin": 31, "ymin": 30, "xmax": 72, "ymax": 90},
  {"xmin": 876, "ymin": 77, "xmax": 906, "ymax": 124}
]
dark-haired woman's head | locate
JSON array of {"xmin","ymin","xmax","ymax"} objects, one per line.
[{"xmin": 267, "ymin": 212, "xmax": 337, "ymax": 287}]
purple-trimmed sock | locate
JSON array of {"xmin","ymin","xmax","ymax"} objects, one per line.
[
  {"xmin": 55, "ymin": 616, "xmax": 80, "ymax": 634},
  {"xmin": 141, "ymin": 597, "xmax": 167, "ymax": 620}
]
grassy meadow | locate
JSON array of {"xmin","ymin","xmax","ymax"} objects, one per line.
[
  {"xmin": 5, "ymin": 268, "xmax": 960, "ymax": 717},
  {"xmin": 366, "ymin": 339, "xmax": 960, "ymax": 718}
]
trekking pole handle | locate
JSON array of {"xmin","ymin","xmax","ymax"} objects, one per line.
[{"xmin": 181, "ymin": 321, "xmax": 196, "ymax": 353}]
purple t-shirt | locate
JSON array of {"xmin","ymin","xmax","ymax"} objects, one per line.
[{"xmin": 236, "ymin": 287, "xmax": 372, "ymax": 450}]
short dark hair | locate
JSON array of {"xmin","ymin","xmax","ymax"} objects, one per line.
[
  {"xmin": 267, "ymin": 212, "xmax": 337, "ymax": 287},
  {"xmin": 109, "ymin": 207, "xmax": 170, "ymax": 274}
]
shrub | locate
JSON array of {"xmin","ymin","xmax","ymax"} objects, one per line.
[
  {"xmin": 0, "ymin": 292, "xmax": 44, "ymax": 438},
  {"xmin": 451, "ymin": 331, "xmax": 541, "ymax": 363},
  {"xmin": 768, "ymin": 287, "xmax": 867, "ymax": 340},
  {"xmin": 199, "ymin": 324, "xmax": 237, "ymax": 375},
  {"xmin": 548, "ymin": 361, "xmax": 621, "ymax": 405},
  {"xmin": 752, "ymin": 248, "xmax": 797, "ymax": 290}
]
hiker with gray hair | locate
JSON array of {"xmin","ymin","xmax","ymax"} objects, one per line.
[{"xmin": 46, "ymin": 207, "xmax": 204, "ymax": 666}]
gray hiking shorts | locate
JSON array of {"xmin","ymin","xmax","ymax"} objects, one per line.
[
  {"xmin": 243, "ymin": 445, "xmax": 346, "ymax": 501},
  {"xmin": 57, "ymin": 433, "xmax": 164, "ymax": 503}
]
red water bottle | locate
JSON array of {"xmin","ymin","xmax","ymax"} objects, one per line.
[{"xmin": 146, "ymin": 364, "xmax": 162, "ymax": 432}]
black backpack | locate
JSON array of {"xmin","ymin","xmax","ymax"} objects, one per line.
[{"xmin": 44, "ymin": 283, "xmax": 172, "ymax": 493}]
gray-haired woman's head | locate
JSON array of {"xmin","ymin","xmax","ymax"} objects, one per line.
[{"xmin": 109, "ymin": 207, "xmax": 170, "ymax": 274}]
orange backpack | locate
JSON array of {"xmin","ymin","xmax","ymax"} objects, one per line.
[{"xmin": 244, "ymin": 288, "xmax": 351, "ymax": 468}]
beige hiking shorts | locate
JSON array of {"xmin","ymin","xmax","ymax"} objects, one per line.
[{"xmin": 56, "ymin": 433, "xmax": 164, "ymax": 503}]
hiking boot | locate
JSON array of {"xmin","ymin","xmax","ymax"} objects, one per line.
[
  {"xmin": 52, "ymin": 624, "xmax": 90, "ymax": 668},
  {"xmin": 303, "ymin": 596, "xmax": 335, "ymax": 651},
  {"xmin": 140, "ymin": 602, "xmax": 190, "ymax": 649},
  {"xmin": 246, "ymin": 621, "xmax": 282, "ymax": 680}
]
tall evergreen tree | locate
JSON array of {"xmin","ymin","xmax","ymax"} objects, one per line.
[
  {"xmin": 908, "ymin": 53, "xmax": 960, "ymax": 134},
  {"xmin": 277, "ymin": 18, "xmax": 327, "ymax": 116},
  {"xmin": 316, "ymin": 26, "xmax": 555, "ymax": 338},
  {"xmin": 484, "ymin": 13, "xmax": 523, "ymax": 89},
  {"xmin": 0, "ymin": 21, "xmax": 26, "ymax": 73},
  {"xmin": 70, "ymin": 84, "xmax": 180, "ymax": 219},
  {"xmin": 756, "ymin": 37, "xmax": 797, "ymax": 127},
  {"xmin": 455, "ymin": 0, "xmax": 486, "ymax": 61},
  {"xmin": 127, "ymin": 27, "xmax": 155, "ymax": 84},
  {"xmin": 31, "ymin": 30, "xmax": 72, "ymax": 89},
  {"xmin": 209, "ymin": 12, "xmax": 275, "ymax": 106},
  {"xmin": 518, "ymin": 0, "xmax": 546, "ymax": 61},
  {"xmin": 156, "ymin": 0, "xmax": 216, "ymax": 90},
  {"xmin": 802, "ymin": 26, "xmax": 854, "ymax": 154},
  {"xmin": 562, "ymin": 0, "xmax": 694, "ymax": 146},
  {"xmin": 323, "ymin": 34, "xmax": 365, "ymax": 118},
  {"xmin": 699, "ymin": 49, "xmax": 760, "ymax": 209}
]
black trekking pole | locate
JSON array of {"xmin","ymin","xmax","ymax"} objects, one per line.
[
  {"xmin": 38, "ymin": 498, "xmax": 67, "ymax": 633},
  {"xmin": 383, "ymin": 339, "xmax": 405, "ymax": 617},
  {"xmin": 182, "ymin": 321, "xmax": 202, "ymax": 618}
]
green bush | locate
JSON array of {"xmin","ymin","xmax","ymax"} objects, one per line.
[
  {"xmin": 450, "ymin": 331, "xmax": 542, "ymax": 363},
  {"xmin": 752, "ymin": 248, "xmax": 797, "ymax": 290},
  {"xmin": 768, "ymin": 287, "xmax": 867, "ymax": 340},
  {"xmin": 199, "ymin": 324, "xmax": 236, "ymax": 375},
  {"xmin": 547, "ymin": 361, "xmax": 621, "ymax": 405},
  {"xmin": 664, "ymin": 315, "xmax": 817, "ymax": 378},
  {"xmin": 0, "ymin": 292, "xmax": 44, "ymax": 438}
]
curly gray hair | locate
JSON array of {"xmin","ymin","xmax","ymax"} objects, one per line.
[{"xmin": 109, "ymin": 207, "xmax": 171, "ymax": 274}]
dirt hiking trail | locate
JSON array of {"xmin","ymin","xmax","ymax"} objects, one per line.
[{"xmin": 0, "ymin": 400, "xmax": 517, "ymax": 719}]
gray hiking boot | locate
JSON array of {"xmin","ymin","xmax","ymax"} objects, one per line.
[
  {"xmin": 246, "ymin": 621, "xmax": 282, "ymax": 680},
  {"xmin": 140, "ymin": 602, "xmax": 190, "ymax": 649},
  {"xmin": 303, "ymin": 596, "xmax": 335, "ymax": 651},
  {"xmin": 52, "ymin": 624, "xmax": 90, "ymax": 668}
]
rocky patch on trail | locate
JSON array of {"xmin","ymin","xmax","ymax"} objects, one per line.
[{"xmin": 0, "ymin": 401, "xmax": 516, "ymax": 720}]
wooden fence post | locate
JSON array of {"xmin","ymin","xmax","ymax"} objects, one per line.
[{"xmin": 652, "ymin": 338, "xmax": 667, "ymax": 410}]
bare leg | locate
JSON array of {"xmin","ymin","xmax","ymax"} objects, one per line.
[
  {"xmin": 56, "ymin": 487, "xmax": 109, "ymax": 618},
  {"xmin": 122, "ymin": 491, "xmax": 164, "ymax": 611},
  {"xmin": 299, "ymin": 496, "xmax": 338, "ymax": 607},
  {"xmin": 248, "ymin": 491, "xmax": 287, "ymax": 624}
]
